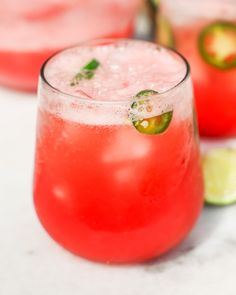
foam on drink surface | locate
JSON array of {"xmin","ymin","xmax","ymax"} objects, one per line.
[
  {"xmin": 45, "ymin": 40, "xmax": 186, "ymax": 100},
  {"xmin": 41, "ymin": 40, "xmax": 192, "ymax": 125}
]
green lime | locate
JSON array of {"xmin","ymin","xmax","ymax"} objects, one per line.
[{"xmin": 203, "ymin": 148, "xmax": 236, "ymax": 206}]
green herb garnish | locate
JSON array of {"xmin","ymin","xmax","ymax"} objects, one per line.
[{"xmin": 71, "ymin": 59, "xmax": 100, "ymax": 86}]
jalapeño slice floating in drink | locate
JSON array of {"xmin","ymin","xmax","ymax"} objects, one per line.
[
  {"xmin": 131, "ymin": 89, "xmax": 173, "ymax": 135},
  {"xmin": 198, "ymin": 21, "xmax": 236, "ymax": 70}
]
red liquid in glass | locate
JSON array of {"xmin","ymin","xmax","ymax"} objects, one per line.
[
  {"xmin": 34, "ymin": 110, "xmax": 203, "ymax": 263},
  {"xmin": 174, "ymin": 24, "xmax": 236, "ymax": 137}
]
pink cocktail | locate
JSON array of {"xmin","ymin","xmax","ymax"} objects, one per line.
[
  {"xmin": 33, "ymin": 39, "xmax": 203, "ymax": 263},
  {"xmin": 0, "ymin": 0, "xmax": 141, "ymax": 91}
]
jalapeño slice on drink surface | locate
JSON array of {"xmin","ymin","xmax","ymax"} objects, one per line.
[
  {"xmin": 131, "ymin": 89, "xmax": 173, "ymax": 135},
  {"xmin": 198, "ymin": 21, "xmax": 236, "ymax": 70}
]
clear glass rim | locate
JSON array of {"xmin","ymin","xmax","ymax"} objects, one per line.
[{"xmin": 40, "ymin": 38, "xmax": 191, "ymax": 105}]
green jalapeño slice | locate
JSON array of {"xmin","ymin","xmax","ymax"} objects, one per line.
[
  {"xmin": 198, "ymin": 22, "xmax": 236, "ymax": 70},
  {"xmin": 71, "ymin": 58, "xmax": 100, "ymax": 85},
  {"xmin": 130, "ymin": 89, "xmax": 173, "ymax": 135}
]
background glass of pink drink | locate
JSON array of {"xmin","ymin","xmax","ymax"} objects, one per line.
[
  {"xmin": 0, "ymin": 0, "xmax": 141, "ymax": 92},
  {"xmin": 158, "ymin": 0, "xmax": 236, "ymax": 137},
  {"xmin": 33, "ymin": 39, "xmax": 203, "ymax": 263}
]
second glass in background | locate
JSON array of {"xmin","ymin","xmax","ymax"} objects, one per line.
[
  {"xmin": 0, "ymin": 0, "xmax": 141, "ymax": 92},
  {"xmin": 157, "ymin": 0, "xmax": 236, "ymax": 137}
]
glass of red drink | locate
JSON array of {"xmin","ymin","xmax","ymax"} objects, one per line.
[
  {"xmin": 33, "ymin": 39, "xmax": 203, "ymax": 263},
  {"xmin": 158, "ymin": 0, "xmax": 236, "ymax": 137},
  {"xmin": 0, "ymin": 0, "xmax": 141, "ymax": 92}
]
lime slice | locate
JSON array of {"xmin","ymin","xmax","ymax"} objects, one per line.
[{"xmin": 203, "ymin": 148, "xmax": 236, "ymax": 205}]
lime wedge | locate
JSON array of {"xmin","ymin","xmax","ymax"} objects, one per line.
[{"xmin": 203, "ymin": 148, "xmax": 236, "ymax": 206}]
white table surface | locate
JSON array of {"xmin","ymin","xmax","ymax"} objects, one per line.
[{"xmin": 1, "ymin": 87, "xmax": 236, "ymax": 295}]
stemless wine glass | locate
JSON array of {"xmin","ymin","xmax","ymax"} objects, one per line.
[
  {"xmin": 158, "ymin": 0, "xmax": 236, "ymax": 137},
  {"xmin": 33, "ymin": 39, "xmax": 203, "ymax": 263}
]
